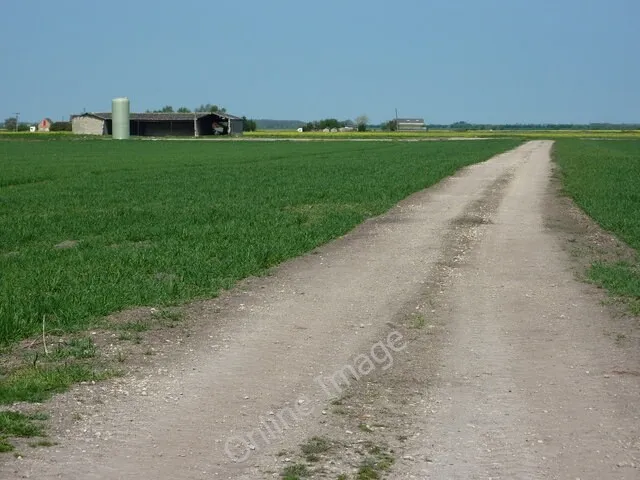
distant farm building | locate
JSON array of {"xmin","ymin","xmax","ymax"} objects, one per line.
[
  {"xmin": 71, "ymin": 112, "xmax": 244, "ymax": 137},
  {"xmin": 396, "ymin": 118, "xmax": 427, "ymax": 132}
]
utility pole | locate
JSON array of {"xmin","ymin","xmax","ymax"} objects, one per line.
[
  {"xmin": 14, "ymin": 112, "xmax": 20, "ymax": 132},
  {"xmin": 395, "ymin": 108, "xmax": 398, "ymax": 132}
]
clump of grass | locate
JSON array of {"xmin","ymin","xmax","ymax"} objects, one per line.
[
  {"xmin": 356, "ymin": 444, "xmax": 395, "ymax": 479},
  {"xmin": 27, "ymin": 412, "xmax": 49, "ymax": 421},
  {"xmin": 117, "ymin": 332, "xmax": 143, "ymax": 344},
  {"xmin": 0, "ymin": 437, "xmax": 14, "ymax": 452},
  {"xmin": 408, "ymin": 313, "xmax": 425, "ymax": 329},
  {"xmin": 0, "ymin": 365, "xmax": 112, "ymax": 405},
  {"xmin": 331, "ymin": 395, "xmax": 350, "ymax": 406},
  {"xmin": 589, "ymin": 261, "xmax": 640, "ymax": 314},
  {"xmin": 0, "ymin": 411, "xmax": 53, "ymax": 453},
  {"xmin": 52, "ymin": 337, "xmax": 97, "ymax": 360},
  {"xmin": 29, "ymin": 439, "xmax": 57, "ymax": 448},
  {"xmin": 0, "ymin": 411, "xmax": 45, "ymax": 437},
  {"xmin": 152, "ymin": 309, "xmax": 183, "ymax": 324},
  {"xmin": 301, "ymin": 436, "xmax": 331, "ymax": 462},
  {"xmin": 281, "ymin": 463, "xmax": 310, "ymax": 479},
  {"xmin": 358, "ymin": 423, "xmax": 374, "ymax": 433},
  {"xmin": 119, "ymin": 321, "xmax": 150, "ymax": 333}
]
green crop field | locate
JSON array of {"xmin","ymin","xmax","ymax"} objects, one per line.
[
  {"xmin": 554, "ymin": 139, "xmax": 640, "ymax": 312},
  {"xmin": 0, "ymin": 138, "xmax": 520, "ymax": 345}
]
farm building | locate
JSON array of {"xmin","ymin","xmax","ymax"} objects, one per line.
[
  {"xmin": 71, "ymin": 112, "xmax": 244, "ymax": 137},
  {"xmin": 396, "ymin": 118, "xmax": 427, "ymax": 132}
]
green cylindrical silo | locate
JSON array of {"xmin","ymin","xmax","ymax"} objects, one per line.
[{"xmin": 112, "ymin": 97, "xmax": 130, "ymax": 139}]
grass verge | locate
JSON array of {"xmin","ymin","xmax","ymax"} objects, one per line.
[
  {"xmin": 0, "ymin": 363, "xmax": 113, "ymax": 405},
  {"xmin": 553, "ymin": 139, "xmax": 640, "ymax": 312}
]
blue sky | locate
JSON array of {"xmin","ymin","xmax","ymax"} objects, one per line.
[{"xmin": 1, "ymin": 0, "xmax": 638, "ymax": 124}]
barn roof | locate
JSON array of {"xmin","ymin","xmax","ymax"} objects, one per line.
[{"xmin": 74, "ymin": 112, "xmax": 241, "ymax": 121}]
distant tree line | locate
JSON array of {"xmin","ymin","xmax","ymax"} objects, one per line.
[
  {"xmin": 145, "ymin": 104, "xmax": 228, "ymax": 114},
  {"xmin": 241, "ymin": 117, "xmax": 257, "ymax": 132},
  {"xmin": 380, "ymin": 120, "xmax": 398, "ymax": 131},
  {"xmin": 302, "ymin": 115, "xmax": 370, "ymax": 132},
  {"xmin": 2, "ymin": 117, "xmax": 29, "ymax": 131},
  {"xmin": 429, "ymin": 121, "xmax": 640, "ymax": 131}
]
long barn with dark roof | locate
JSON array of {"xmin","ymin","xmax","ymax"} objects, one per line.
[{"xmin": 71, "ymin": 111, "xmax": 244, "ymax": 137}]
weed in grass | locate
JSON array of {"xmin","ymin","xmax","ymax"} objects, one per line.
[
  {"xmin": 281, "ymin": 463, "xmax": 310, "ymax": 478},
  {"xmin": 0, "ymin": 139, "xmax": 520, "ymax": 345},
  {"xmin": 337, "ymin": 475, "xmax": 348, "ymax": 480}
]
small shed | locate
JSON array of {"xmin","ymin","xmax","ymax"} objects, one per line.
[{"xmin": 71, "ymin": 112, "xmax": 244, "ymax": 137}]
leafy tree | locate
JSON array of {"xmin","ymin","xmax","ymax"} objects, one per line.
[
  {"xmin": 176, "ymin": 107, "xmax": 191, "ymax": 113},
  {"xmin": 381, "ymin": 120, "xmax": 397, "ymax": 131},
  {"xmin": 318, "ymin": 118, "xmax": 344, "ymax": 130},
  {"xmin": 159, "ymin": 105, "xmax": 174, "ymax": 113},
  {"xmin": 3, "ymin": 117, "xmax": 17, "ymax": 131},
  {"xmin": 242, "ymin": 116, "xmax": 257, "ymax": 132},
  {"xmin": 355, "ymin": 115, "xmax": 369, "ymax": 132}
]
